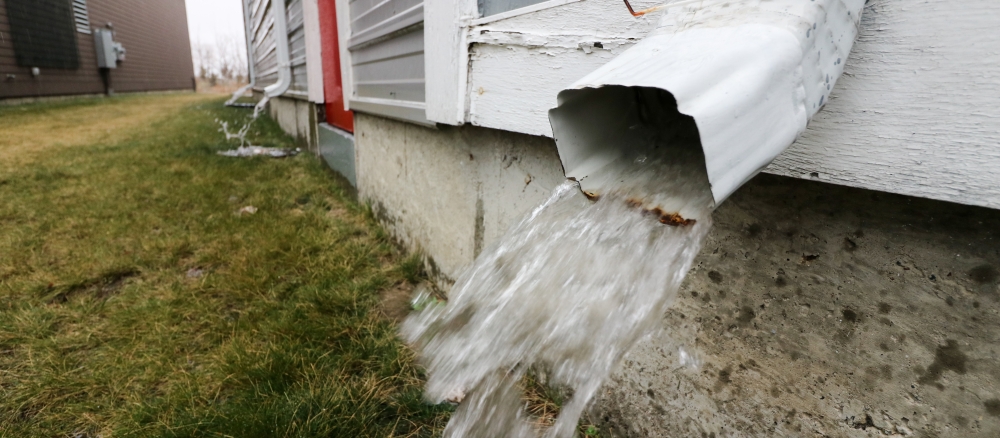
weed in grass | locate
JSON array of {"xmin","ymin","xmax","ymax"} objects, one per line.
[{"xmin": 0, "ymin": 95, "xmax": 451, "ymax": 437}]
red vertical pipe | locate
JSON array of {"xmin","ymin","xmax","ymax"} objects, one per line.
[{"xmin": 317, "ymin": 0, "xmax": 354, "ymax": 132}]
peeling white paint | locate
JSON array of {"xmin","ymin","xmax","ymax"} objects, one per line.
[{"xmin": 466, "ymin": 1, "xmax": 668, "ymax": 136}]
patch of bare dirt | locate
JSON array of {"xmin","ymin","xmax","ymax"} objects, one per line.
[{"xmin": 380, "ymin": 282, "xmax": 415, "ymax": 324}]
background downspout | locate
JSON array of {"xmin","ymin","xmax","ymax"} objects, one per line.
[
  {"xmin": 264, "ymin": 0, "xmax": 293, "ymax": 99},
  {"xmin": 226, "ymin": 0, "xmax": 259, "ymax": 107},
  {"xmin": 549, "ymin": 0, "xmax": 866, "ymax": 210}
]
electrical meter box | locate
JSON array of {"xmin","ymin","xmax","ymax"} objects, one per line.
[
  {"xmin": 94, "ymin": 28, "xmax": 117, "ymax": 68},
  {"xmin": 113, "ymin": 42, "xmax": 126, "ymax": 62}
]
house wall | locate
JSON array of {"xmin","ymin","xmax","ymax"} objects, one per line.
[
  {"xmin": 247, "ymin": 0, "xmax": 313, "ymax": 99},
  {"xmin": 0, "ymin": 0, "xmax": 194, "ymax": 99},
  {"xmin": 334, "ymin": 0, "xmax": 428, "ymax": 125},
  {"xmin": 354, "ymin": 111, "xmax": 1000, "ymax": 437},
  {"xmin": 304, "ymin": 1, "xmax": 1000, "ymax": 434},
  {"xmin": 287, "ymin": 0, "xmax": 309, "ymax": 96},
  {"xmin": 247, "ymin": 0, "xmax": 276, "ymax": 91},
  {"xmin": 266, "ymin": 95, "xmax": 318, "ymax": 151},
  {"xmin": 354, "ymin": 112, "xmax": 564, "ymax": 284},
  {"xmin": 456, "ymin": 0, "xmax": 1000, "ymax": 210}
]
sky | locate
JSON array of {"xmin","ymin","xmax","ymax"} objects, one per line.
[{"xmin": 185, "ymin": 0, "xmax": 248, "ymax": 73}]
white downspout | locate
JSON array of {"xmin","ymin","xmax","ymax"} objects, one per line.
[
  {"xmin": 549, "ymin": 0, "xmax": 866, "ymax": 210},
  {"xmin": 226, "ymin": 0, "xmax": 259, "ymax": 106},
  {"xmin": 264, "ymin": 0, "xmax": 293, "ymax": 98}
]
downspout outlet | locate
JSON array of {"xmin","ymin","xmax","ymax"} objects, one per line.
[{"xmin": 549, "ymin": 0, "xmax": 866, "ymax": 208}]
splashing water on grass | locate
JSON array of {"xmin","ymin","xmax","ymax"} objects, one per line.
[
  {"xmin": 216, "ymin": 95, "xmax": 299, "ymax": 157},
  {"xmin": 218, "ymin": 94, "xmax": 270, "ymax": 147},
  {"xmin": 403, "ymin": 145, "xmax": 714, "ymax": 437}
]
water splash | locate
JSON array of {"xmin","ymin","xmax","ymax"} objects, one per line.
[
  {"xmin": 218, "ymin": 94, "xmax": 271, "ymax": 147},
  {"xmin": 403, "ymin": 145, "xmax": 713, "ymax": 437},
  {"xmin": 225, "ymin": 83, "xmax": 255, "ymax": 107},
  {"xmin": 215, "ymin": 94, "xmax": 299, "ymax": 157}
]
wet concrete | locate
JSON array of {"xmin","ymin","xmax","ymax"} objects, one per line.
[
  {"xmin": 352, "ymin": 113, "xmax": 1000, "ymax": 437},
  {"xmin": 593, "ymin": 173, "xmax": 1000, "ymax": 437}
]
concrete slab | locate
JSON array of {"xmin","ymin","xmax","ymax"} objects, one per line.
[{"xmin": 593, "ymin": 174, "xmax": 1000, "ymax": 437}]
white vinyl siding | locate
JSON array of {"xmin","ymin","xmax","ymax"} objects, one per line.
[
  {"xmin": 344, "ymin": 0, "xmax": 427, "ymax": 125},
  {"xmin": 247, "ymin": 0, "xmax": 309, "ymax": 97}
]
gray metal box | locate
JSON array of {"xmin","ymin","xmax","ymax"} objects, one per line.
[{"xmin": 93, "ymin": 28, "xmax": 116, "ymax": 69}]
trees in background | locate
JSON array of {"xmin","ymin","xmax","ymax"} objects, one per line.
[{"xmin": 193, "ymin": 35, "xmax": 248, "ymax": 89}]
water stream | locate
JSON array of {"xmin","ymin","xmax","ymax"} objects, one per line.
[
  {"xmin": 403, "ymin": 145, "xmax": 714, "ymax": 437},
  {"xmin": 217, "ymin": 92, "xmax": 298, "ymax": 157},
  {"xmin": 218, "ymin": 93, "xmax": 269, "ymax": 148}
]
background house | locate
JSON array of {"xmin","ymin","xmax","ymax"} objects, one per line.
[{"xmin": 0, "ymin": 0, "xmax": 194, "ymax": 101}]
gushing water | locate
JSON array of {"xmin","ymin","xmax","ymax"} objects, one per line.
[
  {"xmin": 218, "ymin": 93, "xmax": 270, "ymax": 148},
  {"xmin": 216, "ymin": 93, "xmax": 298, "ymax": 157},
  {"xmin": 403, "ymin": 146, "xmax": 714, "ymax": 437}
]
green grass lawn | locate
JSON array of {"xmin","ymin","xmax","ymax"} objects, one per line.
[{"xmin": 0, "ymin": 94, "xmax": 451, "ymax": 437}]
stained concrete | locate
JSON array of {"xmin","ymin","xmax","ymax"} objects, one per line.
[
  {"xmin": 354, "ymin": 113, "xmax": 565, "ymax": 285},
  {"xmin": 594, "ymin": 174, "xmax": 1000, "ymax": 437},
  {"xmin": 265, "ymin": 95, "xmax": 318, "ymax": 151},
  {"xmin": 352, "ymin": 113, "xmax": 1000, "ymax": 437}
]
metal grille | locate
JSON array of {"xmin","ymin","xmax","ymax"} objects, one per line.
[
  {"xmin": 72, "ymin": 0, "xmax": 91, "ymax": 34},
  {"xmin": 3, "ymin": 0, "xmax": 81, "ymax": 69}
]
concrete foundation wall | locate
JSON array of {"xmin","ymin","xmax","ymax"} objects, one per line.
[
  {"xmin": 596, "ymin": 174, "xmax": 1000, "ymax": 437},
  {"xmin": 266, "ymin": 96, "xmax": 319, "ymax": 152},
  {"xmin": 353, "ymin": 112, "xmax": 1000, "ymax": 437},
  {"xmin": 354, "ymin": 112, "xmax": 565, "ymax": 285}
]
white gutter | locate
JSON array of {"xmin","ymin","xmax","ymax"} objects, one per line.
[
  {"xmin": 549, "ymin": 0, "xmax": 866, "ymax": 208},
  {"xmin": 226, "ymin": 0, "xmax": 259, "ymax": 106},
  {"xmin": 264, "ymin": 0, "xmax": 293, "ymax": 98}
]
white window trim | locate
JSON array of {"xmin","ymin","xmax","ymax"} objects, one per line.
[
  {"xmin": 337, "ymin": 0, "xmax": 436, "ymax": 126},
  {"xmin": 302, "ymin": 0, "xmax": 325, "ymax": 103},
  {"xmin": 423, "ymin": 0, "xmax": 477, "ymax": 125},
  {"xmin": 470, "ymin": 0, "xmax": 584, "ymax": 26}
]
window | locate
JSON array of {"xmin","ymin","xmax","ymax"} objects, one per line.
[
  {"xmin": 478, "ymin": 0, "xmax": 549, "ymax": 17},
  {"xmin": 73, "ymin": 0, "xmax": 92, "ymax": 34},
  {"xmin": 4, "ymin": 0, "xmax": 81, "ymax": 69}
]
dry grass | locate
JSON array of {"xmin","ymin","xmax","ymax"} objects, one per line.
[
  {"xmin": 519, "ymin": 372, "xmax": 603, "ymax": 437},
  {"xmin": 0, "ymin": 93, "xmax": 213, "ymax": 168},
  {"xmin": 0, "ymin": 95, "xmax": 450, "ymax": 437},
  {"xmin": 195, "ymin": 80, "xmax": 248, "ymax": 95}
]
